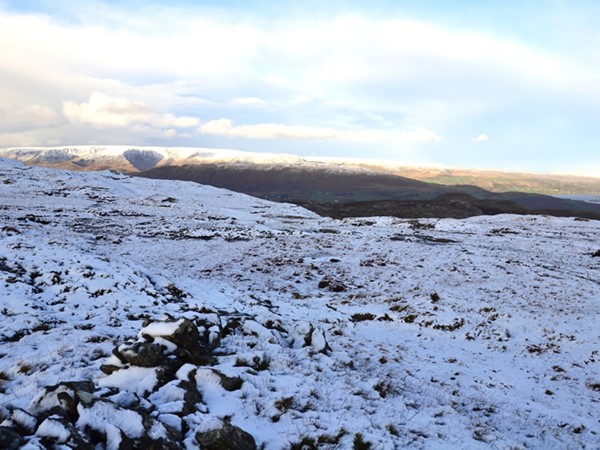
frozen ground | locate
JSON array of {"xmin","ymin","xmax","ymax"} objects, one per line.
[{"xmin": 0, "ymin": 158, "xmax": 599, "ymax": 449}]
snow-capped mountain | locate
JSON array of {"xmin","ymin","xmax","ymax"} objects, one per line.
[
  {"xmin": 0, "ymin": 146, "xmax": 310, "ymax": 172},
  {"xmin": 4, "ymin": 146, "xmax": 600, "ymax": 223},
  {"xmin": 0, "ymin": 158, "xmax": 599, "ymax": 449}
]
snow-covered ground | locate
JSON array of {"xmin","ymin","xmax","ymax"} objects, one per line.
[{"xmin": 1, "ymin": 158, "xmax": 599, "ymax": 449}]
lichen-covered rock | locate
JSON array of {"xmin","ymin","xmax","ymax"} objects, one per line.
[{"xmin": 195, "ymin": 422, "xmax": 257, "ymax": 450}]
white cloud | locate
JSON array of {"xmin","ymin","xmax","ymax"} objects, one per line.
[
  {"xmin": 200, "ymin": 119, "xmax": 382, "ymax": 142},
  {"xmin": 63, "ymin": 92, "xmax": 151, "ymax": 127},
  {"xmin": 0, "ymin": 105, "xmax": 58, "ymax": 132},
  {"xmin": 231, "ymin": 97, "xmax": 267, "ymax": 106},
  {"xmin": 471, "ymin": 134, "xmax": 489, "ymax": 142},
  {"xmin": 199, "ymin": 119, "xmax": 442, "ymax": 146},
  {"xmin": 62, "ymin": 92, "xmax": 199, "ymax": 129}
]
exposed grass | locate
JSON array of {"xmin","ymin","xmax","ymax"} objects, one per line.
[{"xmin": 353, "ymin": 433, "xmax": 372, "ymax": 450}]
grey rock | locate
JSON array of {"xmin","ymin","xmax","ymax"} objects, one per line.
[
  {"xmin": 118, "ymin": 341, "xmax": 170, "ymax": 367},
  {"xmin": 153, "ymin": 318, "xmax": 214, "ymax": 366},
  {"xmin": 195, "ymin": 422, "xmax": 257, "ymax": 450}
]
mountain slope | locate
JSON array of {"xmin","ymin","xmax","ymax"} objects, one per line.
[
  {"xmin": 138, "ymin": 163, "xmax": 600, "ymax": 220},
  {"xmin": 1, "ymin": 158, "xmax": 599, "ymax": 448},
  {"xmin": 2, "ymin": 146, "xmax": 599, "ymax": 220}
]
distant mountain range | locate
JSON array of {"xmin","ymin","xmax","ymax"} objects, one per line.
[{"xmin": 2, "ymin": 145, "xmax": 600, "ymax": 220}]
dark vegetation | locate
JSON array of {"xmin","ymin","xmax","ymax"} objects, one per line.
[{"xmin": 135, "ymin": 164, "xmax": 600, "ymax": 220}]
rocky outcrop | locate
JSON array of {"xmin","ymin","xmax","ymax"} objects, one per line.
[{"xmin": 0, "ymin": 316, "xmax": 261, "ymax": 449}]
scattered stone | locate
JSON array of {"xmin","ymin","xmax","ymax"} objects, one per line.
[{"xmin": 4, "ymin": 316, "xmax": 264, "ymax": 449}]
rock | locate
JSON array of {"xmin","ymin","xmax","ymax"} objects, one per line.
[
  {"xmin": 9, "ymin": 408, "xmax": 37, "ymax": 434},
  {"xmin": 140, "ymin": 318, "xmax": 214, "ymax": 366},
  {"xmin": 36, "ymin": 416, "xmax": 76, "ymax": 444},
  {"xmin": 288, "ymin": 322, "xmax": 332, "ymax": 355},
  {"xmin": 151, "ymin": 376, "xmax": 203, "ymax": 418},
  {"xmin": 57, "ymin": 391, "xmax": 78, "ymax": 420},
  {"xmin": 100, "ymin": 364, "xmax": 122, "ymax": 375},
  {"xmin": 117, "ymin": 342, "xmax": 171, "ymax": 367},
  {"xmin": 194, "ymin": 315, "xmax": 223, "ymax": 349},
  {"xmin": 168, "ymin": 319, "xmax": 214, "ymax": 366},
  {"xmin": 105, "ymin": 423, "xmax": 134, "ymax": 450},
  {"xmin": 0, "ymin": 426, "xmax": 25, "ymax": 450},
  {"xmin": 137, "ymin": 415, "xmax": 182, "ymax": 450},
  {"xmin": 179, "ymin": 379, "xmax": 203, "ymax": 416},
  {"xmin": 77, "ymin": 399, "xmax": 145, "ymax": 442},
  {"xmin": 212, "ymin": 370, "xmax": 244, "ymax": 392},
  {"xmin": 195, "ymin": 422, "xmax": 257, "ymax": 450},
  {"xmin": 29, "ymin": 380, "xmax": 95, "ymax": 419},
  {"xmin": 592, "ymin": 249, "xmax": 600, "ymax": 257},
  {"xmin": 318, "ymin": 277, "xmax": 346, "ymax": 292}
]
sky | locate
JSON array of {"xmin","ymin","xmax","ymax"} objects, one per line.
[{"xmin": 0, "ymin": 0, "xmax": 599, "ymax": 176}]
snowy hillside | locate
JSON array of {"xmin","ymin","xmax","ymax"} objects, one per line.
[
  {"xmin": 1, "ymin": 158, "xmax": 599, "ymax": 449},
  {"xmin": 0, "ymin": 146, "xmax": 310, "ymax": 172}
]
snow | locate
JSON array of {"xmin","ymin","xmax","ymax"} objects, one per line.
[
  {"xmin": 1, "ymin": 158, "xmax": 599, "ymax": 448},
  {"xmin": 35, "ymin": 417, "xmax": 70, "ymax": 443},
  {"xmin": 105, "ymin": 424, "xmax": 123, "ymax": 450},
  {"xmin": 140, "ymin": 320, "xmax": 184, "ymax": 337},
  {"xmin": 76, "ymin": 401, "xmax": 144, "ymax": 439},
  {"xmin": 98, "ymin": 367, "xmax": 159, "ymax": 396}
]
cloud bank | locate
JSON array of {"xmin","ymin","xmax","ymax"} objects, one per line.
[
  {"xmin": 0, "ymin": 2, "xmax": 599, "ymax": 172},
  {"xmin": 63, "ymin": 93, "xmax": 199, "ymax": 130}
]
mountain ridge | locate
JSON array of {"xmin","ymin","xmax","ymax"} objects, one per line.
[{"xmin": 2, "ymin": 146, "xmax": 600, "ymax": 220}]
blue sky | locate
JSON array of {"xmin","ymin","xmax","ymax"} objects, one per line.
[{"xmin": 1, "ymin": 0, "xmax": 599, "ymax": 175}]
